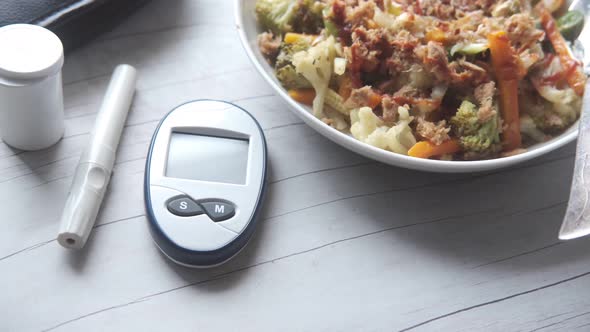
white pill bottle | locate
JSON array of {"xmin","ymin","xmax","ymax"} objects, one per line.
[{"xmin": 0, "ymin": 24, "xmax": 65, "ymax": 151}]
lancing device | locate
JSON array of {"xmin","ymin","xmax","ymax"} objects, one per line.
[{"xmin": 58, "ymin": 64, "xmax": 137, "ymax": 249}]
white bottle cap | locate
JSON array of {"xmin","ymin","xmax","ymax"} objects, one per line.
[
  {"xmin": 0, "ymin": 24, "xmax": 65, "ymax": 151},
  {"xmin": 0, "ymin": 24, "xmax": 64, "ymax": 80}
]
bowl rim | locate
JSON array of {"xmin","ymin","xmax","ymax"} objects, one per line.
[{"xmin": 233, "ymin": 0, "xmax": 578, "ymax": 172}]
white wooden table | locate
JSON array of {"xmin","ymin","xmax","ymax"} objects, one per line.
[{"xmin": 3, "ymin": 1, "xmax": 590, "ymax": 331}]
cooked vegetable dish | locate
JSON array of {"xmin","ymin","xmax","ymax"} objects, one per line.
[{"xmin": 256, "ymin": 0, "xmax": 586, "ymax": 160}]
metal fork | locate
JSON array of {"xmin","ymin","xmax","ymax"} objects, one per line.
[{"xmin": 559, "ymin": 0, "xmax": 590, "ymax": 239}]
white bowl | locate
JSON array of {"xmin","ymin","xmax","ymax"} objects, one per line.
[{"xmin": 234, "ymin": 0, "xmax": 578, "ymax": 173}]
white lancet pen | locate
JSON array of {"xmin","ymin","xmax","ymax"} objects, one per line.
[{"xmin": 58, "ymin": 64, "xmax": 138, "ymax": 249}]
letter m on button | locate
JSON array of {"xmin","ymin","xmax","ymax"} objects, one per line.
[{"xmin": 215, "ymin": 204, "xmax": 225, "ymax": 214}]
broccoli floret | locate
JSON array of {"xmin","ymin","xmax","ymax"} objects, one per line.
[
  {"xmin": 451, "ymin": 100, "xmax": 502, "ymax": 153},
  {"xmin": 256, "ymin": 0, "xmax": 325, "ymax": 35},
  {"xmin": 295, "ymin": 0, "xmax": 325, "ymax": 34},
  {"xmin": 322, "ymin": 4, "xmax": 339, "ymax": 37},
  {"xmin": 276, "ymin": 66, "xmax": 311, "ymax": 89},
  {"xmin": 256, "ymin": 0, "xmax": 298, "ymax": 34},
  {"xmin": 275, "ymin": 39, "xmax": 312, "ymax": 89}
]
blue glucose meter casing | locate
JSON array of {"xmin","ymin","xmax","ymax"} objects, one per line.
[{"xmin": 144, "ymin": 100, "xmax": 267, "ymax": 268}]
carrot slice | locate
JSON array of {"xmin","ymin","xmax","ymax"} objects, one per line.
[
  {"xmin": 408, "ymin": 140, "xmax": 461, "ymax": 159},
  {"xmin": 338, "ymin": 75, "xmax": 353, "ymax": 100},
  {"xmin": 367, "ymin": 92, "xmax": 382, "ymax": 109},
  {"xmin": 288, "ymin": 89, "xmax": 316, "ymax": 105},
  {"xmin": 488, "ymin": 31, "xmax": 522, "ymax": 151},
  {"xmin": 539, "ymin": 7, "xmax": 586, "ymax": 96}
]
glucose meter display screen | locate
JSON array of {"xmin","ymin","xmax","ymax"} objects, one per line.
[{"xmin": 166, "ymin": 133, "xmax": 249, "ymax": 184}]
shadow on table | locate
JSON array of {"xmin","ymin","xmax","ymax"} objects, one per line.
[
  {"xmin": 134, "ymin": 162, "xmax": 277, "ymax": 293},
  {"xmin": 62, "ymin": 0, "xmax": 190, "ymax": 83},
  {"xmin": 159, "ymin": 223, "xmax": 269, "ymax": 292},
  {"xmin": 355, "ymin": 141, "xmax": 590, "ymax": 272},
  {"xmin": 151, "ymin": 210, "xmax": 270, "ymax": 295},
  {"xmin": 8, "ymin": 143, "xmax": 67, "ymax": 185}
]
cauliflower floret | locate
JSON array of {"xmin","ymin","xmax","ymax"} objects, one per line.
[
  {"xmin": 520, "ymin": 114, "xmax": 547, "ymax": 142},
  {"xmin": 553, "ymin": 92, "xmax": 580, "ymax": 126},
  {"xmin": 409, "ymin": 65, "xmax": 434, "ymax": 90},
  {"xmin": 386, "ymin": 106, "xmax": 417, "ymax": 154},
  {"xmin": 492, "ymin": 0, "xmax": 521, "ymax": 17},
  {"xmin": 324, "ymin": 107, "xmax": 349, "ymax": 131},
  {"xmin": 532, "ymin": 82, "xmax": 581, "ymax": 133},
  {"xmin": 373, "ymin": 7, "xmax": 397, "ymax": 29},
  {"xmin": 350, "ymin": 106, "xmax": 416, "ymax": 155},
  {"xmin": 293, "ymin": 36, "xmax": 337, "ymax": 117},
  {"xmin": 365, "ymin": 127, "xmax": 390, "ymax": 149},
  {"xmin": 536, "ymin": 84, "xmax": 577, "ymax": 105},
  {"xmin": 351, "ymin": 107, "xmax": 383, "ymax": 141}
]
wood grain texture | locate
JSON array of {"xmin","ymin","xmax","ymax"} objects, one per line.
[{"xmin": 1, "ymin": 1, "xmax": 590, "ymax": 331}]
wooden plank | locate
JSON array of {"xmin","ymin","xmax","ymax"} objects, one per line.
[{"xmin": 2, "ymin": 154, "xmax": 587, "ymax": 331}]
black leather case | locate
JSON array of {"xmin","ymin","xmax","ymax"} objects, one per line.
[{"xmin": 0, "ymin": 0, "xmax": 149, "ymax": 50}]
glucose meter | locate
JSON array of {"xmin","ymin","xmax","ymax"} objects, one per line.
[{"xmin": 144, "ymin": 100, "xmax": 267, "ymax": 268}]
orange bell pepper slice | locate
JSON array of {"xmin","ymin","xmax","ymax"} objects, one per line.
[
  {"xmin": 288, "ymin": 89, "xmax": 316, "ymax": 105},
  {"xmin": 408, "ymin": 139, "xmax": 461, "ymax": 159},
  {"xmin": 284, "ymin": 33, "xmax": 318, "ymax": 45}
]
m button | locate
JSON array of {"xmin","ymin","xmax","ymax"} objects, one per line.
[{"xmin": 201, "ymin": 201, "xmax": 236, "ymax": 222}]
